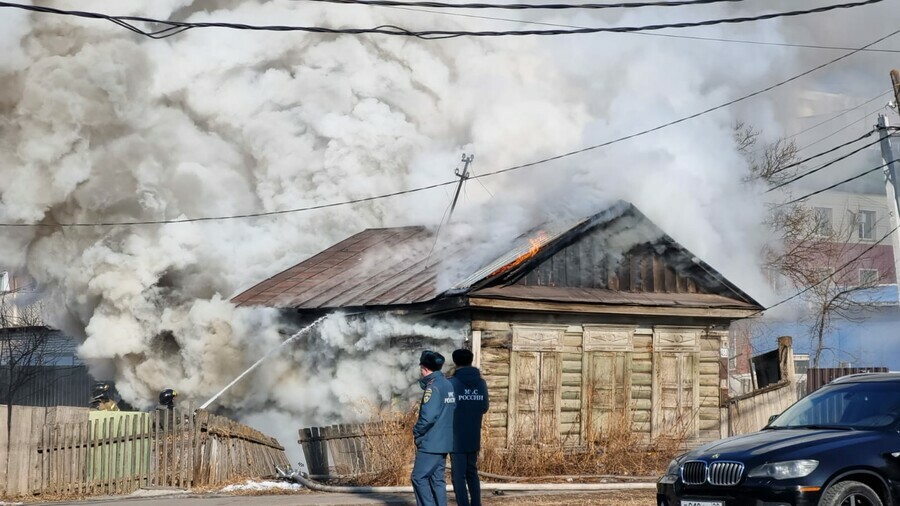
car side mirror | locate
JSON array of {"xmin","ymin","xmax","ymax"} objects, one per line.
[{"xmin": 767, "ymin": 414, "xmax": 779, "ymax": 425}]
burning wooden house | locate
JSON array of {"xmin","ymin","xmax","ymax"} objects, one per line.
[{"xmin": 233, "ymin": 201, "xmax": 763, "ymax": 446}]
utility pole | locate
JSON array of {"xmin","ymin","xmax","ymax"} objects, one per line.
[
  {"xmin": 891, "ymin": 69, "xmax": 900, "ymax": 110},
  {"xmin": 877, "ymin": 112, "xmax": 900, "ymax": 301},
  {"xmin": 448, "ymin": 153, "xmax": 474, "ymax": 221}
]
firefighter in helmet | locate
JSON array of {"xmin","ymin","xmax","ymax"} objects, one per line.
[
  {"xmin": 89, "ymin": 382, "xmax": 119, "ymax": 411},
  {"xmin": 159, "ymin": 388, "xmax": 177, "ymax": 409}
]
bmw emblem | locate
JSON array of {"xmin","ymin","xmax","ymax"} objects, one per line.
[{"xmin": 711, "ymin": 454, "xmax": 720, "ymax": 459}]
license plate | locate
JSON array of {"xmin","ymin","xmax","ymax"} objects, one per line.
[{"xmin": 681, "ymin": 501, "xmax": 724, "ymax": 506}]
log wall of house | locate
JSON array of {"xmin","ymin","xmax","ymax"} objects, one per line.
[{"xmin": 473, "ymin": 319, "xmax": 727, "ymax": 447}]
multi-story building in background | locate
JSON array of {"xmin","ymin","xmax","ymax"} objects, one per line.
[{"xmin": 730, "ymin": 187, "xmax": 900, "ymax": 393}]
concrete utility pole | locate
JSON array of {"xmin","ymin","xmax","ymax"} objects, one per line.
[
  {"xmin": 877, "ymin": 112, "xmax": 900, "ymax": 300},
  {"xmin": 892, "ymin": 69, "xmax": 900, "ymax": 109},
  {"xmin": 448, "ymin": 153, "xmax": 474, "ymax": 221}
]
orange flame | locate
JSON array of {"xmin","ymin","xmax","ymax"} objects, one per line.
[{"xmin": 491, "ymin": 231, "xmax": 547, "ymax": 277}]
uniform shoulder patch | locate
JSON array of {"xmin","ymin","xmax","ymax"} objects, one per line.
[{"xmin": 423, "ymin": 388, "xmax": 433, "ymax": 404}]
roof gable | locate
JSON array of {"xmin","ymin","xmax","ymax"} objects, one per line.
[{"xmin": 471, "ymin": 203, "xmax": 758, "ymax": 306}]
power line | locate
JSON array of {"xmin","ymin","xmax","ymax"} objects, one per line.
[
  {"xmin": 376, "ymin": 5, "xmax": 900, "ymax": 52},
  {"xmin": 765, "ymin": 130, "xmax": 887, "ymax": 192},
  {"xmin": 3, "ymin": 26, "xmax": 899, "ymax": 228},
  {"xmin": 0, "ymin": 179, "xmax": 462, "ymax": 227},
  {"xmin": 0, "ymin": 0, "xmax": 886, "ymax": 39},
  {"xmin": 778, "ymin": 158, "xmax": 897, "ymax": 207},
  {"xmin": 798, "ymin": 105, "xmax": 894, "ymax": 152},
  {"xmin": 308, "ymin": 0, "xmax": 750, "ymax": 10},
  {"xmin": 788, "ymin": 89, "xmax": 894, "ymax": 141},
  {"xmin": 751, "ymin": 222, "xmax": 900, "ymax": 316}
]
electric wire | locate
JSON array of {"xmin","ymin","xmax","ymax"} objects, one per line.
[
  {"xmin": 2, "ymin": 26, "xmax": 899, "ymax": 227},
  {"xmin": 765, "ymin": 130, "xmax": 889, "ymax": 192},
  {"xmin": 747, "ymin": 223, "xmax": 900, "ymax": 317},
  {"xmin": 798, "ymin": 107, "xmax": 894, "ymax": 152},
  {"xmin": 788, "ymin": 89, "xmax": 894, "ymax": 141},
  {"xmin": 307, "ymin": 0, "xmax": 752, "ymax": 10},
  {"xmin": 0, "ymin": 0, "xmax": 886, "ymax": 39},
  {"xmin": 778, "ymin": 158, "xmax": 898, "ymax": 207},
  {"xmin": 375, "ymin": 5, "xmax": 900, "ymax": 52},
  {"xmin": 773, "ymin": 130, "xmax": 876, "ymax": 176}
]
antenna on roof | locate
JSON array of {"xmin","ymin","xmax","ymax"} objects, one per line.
[{"xmin": 448, "ymin": 153, "xmax": 474, "ymax": 222}]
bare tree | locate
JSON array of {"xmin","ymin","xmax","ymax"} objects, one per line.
[{"xmin": 735, "ymin": 123, "xmax": 884, "ymax": 369}]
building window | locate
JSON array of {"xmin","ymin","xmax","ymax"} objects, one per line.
[
  {"xmin": 857, "ymin": 210, "xmax": 876, "ymax": 240},
  {"xmin": 814, "ymin": 207, "xmax": 833, "ymax": 236},
  {"xmin": 859, "ymin": 268, "xmax": 879, "ymax": 285}
]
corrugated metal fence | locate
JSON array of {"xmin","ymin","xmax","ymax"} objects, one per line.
[
  {"xmin": 806, "ymin": 367, "xmax": 890, "ymax": 394},
  {"xmin": 0, "ymin": 365, "xmax": 94, "ymax": 408}
]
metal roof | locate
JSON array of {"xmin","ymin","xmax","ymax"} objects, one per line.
[{"xmin": 232, "ymin": 201, "xmax": 763, "ymax": 311}]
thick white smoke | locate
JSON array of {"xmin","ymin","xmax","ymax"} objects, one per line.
[{"xmin": 2, "ymin": 0, "xmax": 898, "ymax": 459}]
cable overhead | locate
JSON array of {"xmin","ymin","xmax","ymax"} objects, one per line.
[
  {"xmin": 377, "ymin": 5, "xmax": 900, "ymax": 52},
  {"xmin": 778, "ymin": 159, "xmax": 898, "ymax": 207},
  {"xmin": 3, "ymin": 27, "xmax": 900, "ymax": 228},
  {"xmin": 749, "ymin": 223, "xmax": 900, "ymax": 317},
  {"xmin": 307, "ymin": 0, "xmax": 750, "ymax": 10},
  {"xmin": 798, "ymin": 110, "xmax": 887, "ymax": 152},
  {"xmin": 788, "ymin": 89, "xmax": 894, "ymax": 140},
  {"xmin": 0, "ymin": 0, "xmax": 886, "ymax": 39},
  {"xmin": 766, "ymin": 129, "xmax": 897, "ymax": 192}
]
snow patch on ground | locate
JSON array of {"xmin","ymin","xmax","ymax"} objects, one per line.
[{"xmin": 220, "ymin": 480, "xmax": 304, "ymax": 493}]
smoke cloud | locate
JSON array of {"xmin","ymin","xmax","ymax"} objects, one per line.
[{"xmin": 2, "ymin": 0, "xmax": 899, "ymax": 460}]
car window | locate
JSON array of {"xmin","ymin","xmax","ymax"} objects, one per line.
[{"xmin": 771, "ymin": 382, "xmax": 900, "ymax": 429}]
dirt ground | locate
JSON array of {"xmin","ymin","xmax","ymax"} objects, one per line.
[{"xmin": 484, "ymin": 490, "xmax": 655, "ymax": 505}]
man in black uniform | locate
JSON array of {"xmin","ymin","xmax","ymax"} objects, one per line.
[
  {"xmin": 411, "ymin": 350, "xmax": 456, "ymax": 506},
  {"xmin": 449, "ymin": 349, "xmax": 489, "ymax": 506}
]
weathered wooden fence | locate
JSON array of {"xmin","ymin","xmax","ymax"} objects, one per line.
[
  {"xmin": 726, "ymin": 336, "xmax": 798, "ymax": 436},
  {"xmin": 299, "ymin": 424, "xmax": 375, "ymax": 477},
  {"xmin": 725, "ymin": 381, "xmax": 796, "ymax": 436},
  {"xmin": 1, "ymin": 405, "xmax": 289, "ymax": 498}
]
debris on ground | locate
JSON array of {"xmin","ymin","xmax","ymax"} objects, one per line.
[{"xmin": 219, "ymin": 480, "xmax": 305, "ymax": 493}]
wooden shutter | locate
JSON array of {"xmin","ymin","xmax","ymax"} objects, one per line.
[
  {"xmin": 512, "ymin": 351, "xmax": 540, "ymax": 444},
  {"xmin": 538, "ymin": 352, "xmax": 561, "ymax": 443},
  {"xmin": 584, "ymin": 352, "xmax": 631, "ymax": 440},
  {"xmin": 508, "ymin": 351, "xmax": 561, "ymax": 445},
  {"xmin": 652, "ymin": 352, "xmax": 699, "ymax": 439}
]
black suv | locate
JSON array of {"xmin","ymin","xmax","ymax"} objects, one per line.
[{"xmin": 658, "ymin": 373, "xmax": 900, "ymax": 506}]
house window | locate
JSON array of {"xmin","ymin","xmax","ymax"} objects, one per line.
[
  {"xmin": 857, "ymin": 210, "xmax": 876, "ymax": 240},
  {"xmin": 814, "ymin": 207, "xmax": 833, "ymax": 236},
  {"xmin": 859, "ymin": 268, "xmax": 879, "ymax": 285}
]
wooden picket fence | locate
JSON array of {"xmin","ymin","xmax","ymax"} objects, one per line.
[
  {"xmin": 1, "ymin": 405, "xmax": 289, "ymax": 498},
  {"xmin": 299, "ymin": 423, "xmax": 398, "ymax": 477}
]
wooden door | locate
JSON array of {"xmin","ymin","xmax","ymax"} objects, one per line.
[{"xmin": 652, "ymin": 352, "xmax": 699, "ymax": 439}]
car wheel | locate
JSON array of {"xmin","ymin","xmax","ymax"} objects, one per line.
[{"xmin": 819, "ymin": 480, "xmax": 883, "ymax": 506}]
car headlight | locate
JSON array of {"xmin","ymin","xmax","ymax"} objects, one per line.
[{"xmin": 747, "ymin": 460, "xmax": 819, "ymax": 480}]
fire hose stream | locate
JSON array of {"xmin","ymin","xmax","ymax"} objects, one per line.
[{"xmin": 276, "ymin": 467, "xmax": 657, "ymax": 493}]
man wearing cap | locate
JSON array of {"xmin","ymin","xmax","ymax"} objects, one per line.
[
  {"xmin": 412, "ymin": 350, "xmax": 456, "ymax": 506},
  {"xmin": 449, "ymin": 349, "xmax": 489, "ymax": 506}
]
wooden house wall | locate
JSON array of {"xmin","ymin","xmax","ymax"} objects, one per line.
[{"xmin": 473, "ymin": 319, "xmax": 727, "ymax": 447}]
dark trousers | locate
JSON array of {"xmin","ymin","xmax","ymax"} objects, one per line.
[
  {"xmin": 450, "ymin": 452, "xmax": 481, "ymax": 506},
  {"xmin": 412, "ymin": 451, "xmax": 448, "ymax": 506}
]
